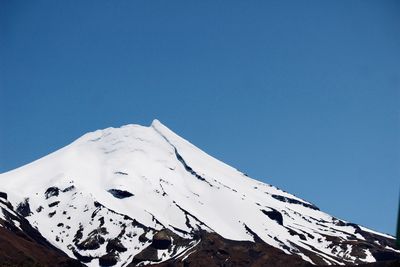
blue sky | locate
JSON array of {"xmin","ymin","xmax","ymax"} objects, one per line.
[{"xmin": 1, "ymin": 1, "xmax": 399, "ymax": 235}]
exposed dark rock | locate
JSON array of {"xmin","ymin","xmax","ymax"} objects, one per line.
[
  {"xmin": 244, "ymin": 223, "xmax": 263, "ymax": 243},
  {"xmin": 333, "ymin": 219, "xmax": 363, "ymax": 235},
  {"xmin": 48, "ymin": 211, "xmax": 56, "ymax": 217},
  {"xmin": 131, "ymin": 229, "xmax": 195, "ymax": 265},
  {"xmin": 49, "ymin": 201, "xmax": 60, "ymax": 207},
  {"xmin": 261, "ymin": 208, "xmax": 283, "ymax": 225},
  {"xmin": 62, "ymin": 185, "xmax": 75, "ymax": 192},
  {"xmin": 36, "ymin": 206, "xmax": 43, "ymax": 212},
  {"xmin": 286, "ymin": 227, "xmax": 307, "ymax": 241},
  {"xmin": 16, "ymin": 198, "xmax": 32, "ymax": 217},
  {"xmin": 91, "ymin": 206, "xmax": 101, "ymax": 218},
  {"xmin": 0, "ymin": 191, "xmax": 7, "ymax": 200},
  {"xmin": 151, "ymin": 230, "xmax": 172, "ymax": 250},
  {"xmin": 106, "ymin": 238, "xmax": 127, "ymax": 253},
  {"xmin": 45, "ymin": 186, "xmax": 60, "ymax": 199},
  {"xmin": 139, "ymin": 231, "xmax": 313, "ymax": 267},
  {"xmin": 173, "ymin": 148, "xmax": 213, "ymax": 187},
  {"xmin": 139, "ymin": 232, "xmax": 150, "ymax": 243},
  {"xmin": 130, "ymin": 246, "xmax": 159, "ymax": 265},
  {"xmin": 99, "ymin": 216, "xmax": 105, "ymax": 227},
  {"xmin": 71, "ymin": 249, "xmax": 92, "ymax": 263},
  {"xmin": 73, "ymin": 224, "xmax": 84, "ymax": 243},
  {"xmin": 76, "ymin": 227, "xmax": 108, "ymax": 250},
  {"xmin": 99, "ymin": 252, "xmax": 119, "ymax": 266},
  {"xmin": 93, "ymin": 227, "xmax": 109, "ymax": 235},
  {"xmin": 77, "ymin": 234, "xmax": 105, "ymax": 250},
  {"xmin": 173, "ymin": 201, "xmax": 212, "ymax": 232},
  {"xmin": 108, "ymin": 189, "xmax": 134, "ymax": 199},
  {"xmin": 153, "ymin": 127, "xmax": 214, "ymax": 187},
  {"xmin": 271, "ymin": 194, "xmax": 319, "ymax": 210}
]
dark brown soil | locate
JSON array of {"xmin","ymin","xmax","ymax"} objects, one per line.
[{"xmin": 0, "ymin": 226, "xmax": 83, "ymax": 267}]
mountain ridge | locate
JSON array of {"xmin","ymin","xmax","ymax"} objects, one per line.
[{"xmin": 0, "ymin": 120, "xmax": 399, "ymax": 266}]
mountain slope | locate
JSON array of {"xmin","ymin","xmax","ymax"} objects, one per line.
[
  {"xmin": 0, "ymin": 120, "xmax": 398, "ymax": 266},
  {"xmin": 0, "ymin": 192, "xmax": 83, "ymax": 266}
]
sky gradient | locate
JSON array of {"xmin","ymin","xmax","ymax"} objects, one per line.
[{"xmin": 1, "ymin": 1, "xmax": 399, "ymax": 235}]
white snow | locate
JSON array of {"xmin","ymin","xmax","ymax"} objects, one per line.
[{"xmin": 0, "ymin": 119, "xmax": 395, "ymax": 266}]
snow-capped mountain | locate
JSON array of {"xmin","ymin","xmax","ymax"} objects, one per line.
[{"xmin": 0, "ymin": 120, "xmax": 399, "ymax": 266}]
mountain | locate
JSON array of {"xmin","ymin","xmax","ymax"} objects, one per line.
[{"xmin": 0, "ymin": 120, "xmax": 399, "ymax": 266}]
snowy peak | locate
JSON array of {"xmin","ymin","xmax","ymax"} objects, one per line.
[
  {"xmin": 0, "ymin": 121, "xmax": 399, "ymax": 266},
  {"xmin": 150, "ymin": 118, "xmax": 163, "ymax": 128}
]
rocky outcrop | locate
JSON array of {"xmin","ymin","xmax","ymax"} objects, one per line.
[
  {"xmin": 151, "ymin": 230, "xmax": 172, "ymax": 249},
  {"xmin": 99, "ymin": 252, "xmax": 119, "ymax": 266},
  {"xmin": 16, "ymin": 198, "xmax": 32, "ymax": 217},
  {"xmin": 129, "ymin": 229, "xmax": 197, "ymax": 266},
  {"xmin": 45, "ymin": 186, "xmax": 60, "ymax": 199},
  {"xmin": 0, "ymin": 197, "xmax": 83, "ymax": 266},
  {"xmin": 76, "ymin": 227, "xmax": 107, "ymax": 250},
  {"xmin": 0, "ymin": 191, "xmax": 7, "ymax": 200},
  {"xmin": 107, "ymin": 189, "xmax": 134, "ymax": 199},
  {"xmin": 147, "ymin": 231, "xmax": 313, "ymax": 267},
  {"xmin": 107, "ymin": 238, "xmax": 127, "ymax": 253}
]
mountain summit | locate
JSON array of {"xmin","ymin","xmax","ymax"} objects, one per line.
[{"xmin": 0, "ymin": 120, "xmax": 399, "ymax": 266}]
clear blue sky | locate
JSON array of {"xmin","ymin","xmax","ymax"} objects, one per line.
[{"xmin": 1, "ymin": 1, "xmax": 399, "ymax": 235}]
